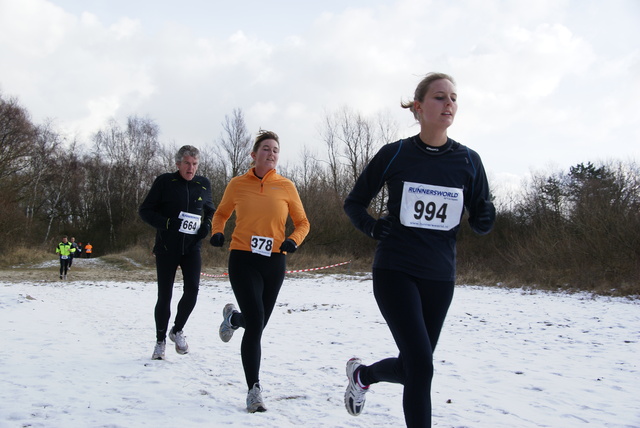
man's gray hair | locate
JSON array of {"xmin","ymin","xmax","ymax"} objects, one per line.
[{"xmin": 175, "ymin": 145, "xmax": 200, "ymax": 163}]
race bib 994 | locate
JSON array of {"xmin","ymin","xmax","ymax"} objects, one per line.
[{"xmin": 399, "ymin": 181, "xmax": 464, "ymax": 231}]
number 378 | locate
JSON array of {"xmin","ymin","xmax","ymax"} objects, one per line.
[
  {"xmin": 414, "ymin": 201, "xmax": 448, "ymax": 222},
  {"xmin": 251, "ymin": 237, "xmax": 273, "ymax": 251}
]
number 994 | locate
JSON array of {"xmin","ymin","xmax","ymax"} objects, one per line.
[{"xmin": 414, "ymin": 201, "xmax": 448, "ymax": 223}]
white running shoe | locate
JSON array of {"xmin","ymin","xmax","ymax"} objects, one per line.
[
  {"xmin": 169, "ymin": 328, "xmax": 189, "ymax": 354},
  {"xmin": 345, "ymin": 357, "xmax": 369, "ymax": 416},
  {"xmin": 246, "ymin": 383, "xmax": 267, "ymax": 413},
  {"xmin": 219, "ymin": 303, "xmax": 239, "ymax": 342},
  {"xmin": 152, "ymin": 340, "xmax": 166, "ymax": 360}
]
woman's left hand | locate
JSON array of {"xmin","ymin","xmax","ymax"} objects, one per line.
[{"xmin": 279, "ymin": 239, "xmax": 298, "ymax": 253}]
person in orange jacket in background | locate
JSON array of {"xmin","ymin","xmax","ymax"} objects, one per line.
[
  {"xmin": 210, "ymin": 130, "xmax": 310, "ymax": 413},
  {"xmin": 84, "ymin": 242, "xmax": 93, "ymax": 258}
]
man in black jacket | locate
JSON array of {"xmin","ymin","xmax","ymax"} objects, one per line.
[{"xmin": 139, "ymin": 145, "xmax": 216, "ymax": 360}]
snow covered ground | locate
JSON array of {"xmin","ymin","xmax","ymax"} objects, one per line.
[{"xmin": 1, "ymin": 262, "xmax": 638, "ymax": 427}]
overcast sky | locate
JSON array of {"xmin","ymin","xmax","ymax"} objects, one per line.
[{"xmin": 1, "ymin": 0, "xmax": 639, "ymax": 193}]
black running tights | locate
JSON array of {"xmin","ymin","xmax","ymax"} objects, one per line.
[
  {"xmin": 358, "ymin": 268, "xmax": 455, "ymax": 428},
  {"xmin": 228, "ymin": 250, "xmax": 286, "ymax": 389},
  {"xmin": 154, "ymin": 251, "xmax": 201, "ymax": 341},
  {"xmin": 59, "ymin": 258, "xmax": 70, "ymax": 276}
]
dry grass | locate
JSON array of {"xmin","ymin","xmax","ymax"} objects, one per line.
[
  {"xmin": 3, "ymin": 244, "xmax": 637, "ymax": 297},
  {"xmin": 111, "ymin": 245, "xmax": 156, "ymax": 268},
  {"xmin": 0, "ymin": 247, "xmax": 53, "ymax": 268}
]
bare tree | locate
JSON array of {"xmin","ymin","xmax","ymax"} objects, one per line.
[
  {"xmin": 0, "ymin": 94, "xmax": 38, "ymax": 245},
  {"xmin": 92, "ymin": 116, "xmax": 162, "ymax": 246},
  {"xmin": 0, "ymin": 94, "xmax": 36, "ymax": 181},
  {"xmin": 40, "ymin": 140, "xmax": 79, "ymax": 243},
  {"xmin": 290, "ymin": 146, "xmax": 323, "ymax": 199},
  {"xmin": 319, "ymin": 109, "xmax": 344, "ymax": 195},
  {"xmin": 25, "ymin": 121, "xmax": 65, "ymax": 236},
  {"xmin": 196, "ymin": 144, "xmax": 227, "ymax": 204},
  {"xmin": 214, "ymin": 108, "xmax": 252, "ymax": 179},
  {"xmin": 319, "ymin": 106, "xmax": 398, "ymax": 199}
]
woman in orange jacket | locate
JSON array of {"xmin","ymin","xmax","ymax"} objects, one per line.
[{"xmin": 210, "ymin": 130, "xmax": 310, "ymax": 413}]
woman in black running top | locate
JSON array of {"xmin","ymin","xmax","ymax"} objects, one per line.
[{"xmin": 342, "ymin": 72, "xmax": 495, "ymax": 428}]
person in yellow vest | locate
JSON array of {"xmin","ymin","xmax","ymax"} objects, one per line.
[
  {"xmin": 84, "ymin": 242, "xmax": 93, "ymax": 258},
  {"xmin": 55, "ymin": 236, "xmax": 75, "ymax": 280}
]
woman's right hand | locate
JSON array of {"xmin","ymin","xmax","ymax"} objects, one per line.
[{"xmin": 370, "ymin": 218, "xmax": 392, "ymax": 240}]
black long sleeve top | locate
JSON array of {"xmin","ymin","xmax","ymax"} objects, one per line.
[{"xmin": 344, "ymin": 135, "xmax": 493, "ymax": 281}]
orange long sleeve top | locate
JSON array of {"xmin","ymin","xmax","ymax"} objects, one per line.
[{"xmin": 212, "ymin": 168, "xmax": 310, "ymax": 253}]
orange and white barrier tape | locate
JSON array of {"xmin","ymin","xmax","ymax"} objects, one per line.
[
  {"xmin": 201, "ymin": 272, "xmax": 229, "ymax": 278},
  {"xmin": 201, "ymin": 260, "xmax": 351, "ymax": 278},
  {"xmin": 284, "ymin": 260, "xmax": 351, "ymax": 273}
]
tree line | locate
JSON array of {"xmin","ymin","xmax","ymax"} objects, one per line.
[{"xmin": 1, "ymin": 92, "xmax": 639, "ymax": 294}]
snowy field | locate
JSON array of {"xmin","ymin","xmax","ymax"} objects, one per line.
[{"xmin": 1, "ymin": 263, "xmax": 638, "ymax": 427}]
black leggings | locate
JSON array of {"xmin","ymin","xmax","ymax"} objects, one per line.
[
  {"xmin": 59, "ymin": 258, "xmax": 70, "ymax": 276},
  {"xmin": 154, "ymin": 251, "xmax": 201, "ymax": 341},
  {"xmin": 228, "ymin": 250, "xmax": 286, "ymax": 389},
  {"xmin": 358, "ymin": 269, "xmax": 454, "ymax": 428}
]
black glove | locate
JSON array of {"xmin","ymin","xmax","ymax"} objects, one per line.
[
  {"xmin": 472, "ymin": 199, "xmax": 496, "ymax": 235},
  {"xmin": 210, "ymin": 232, "xmax": 225, "ymax": 247},
  {"xmin": 196, "ymin": 220, "xmax": 211, "ymax": 240},
  {"xmin": 167, "ymin": 217, "xmax": 182, "ymax": 231},
  {"xmin": 279, "ymin": 238, "xmax": 298, "ymax": 253},
  {"xmin": 370, "ymin": 217, "xmax": 392, "ymax": 240}
]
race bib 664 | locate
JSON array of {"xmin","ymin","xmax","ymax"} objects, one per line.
[{"xmin": 178, "ymin": 211, "xmax": 201, "ymax": 235}]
